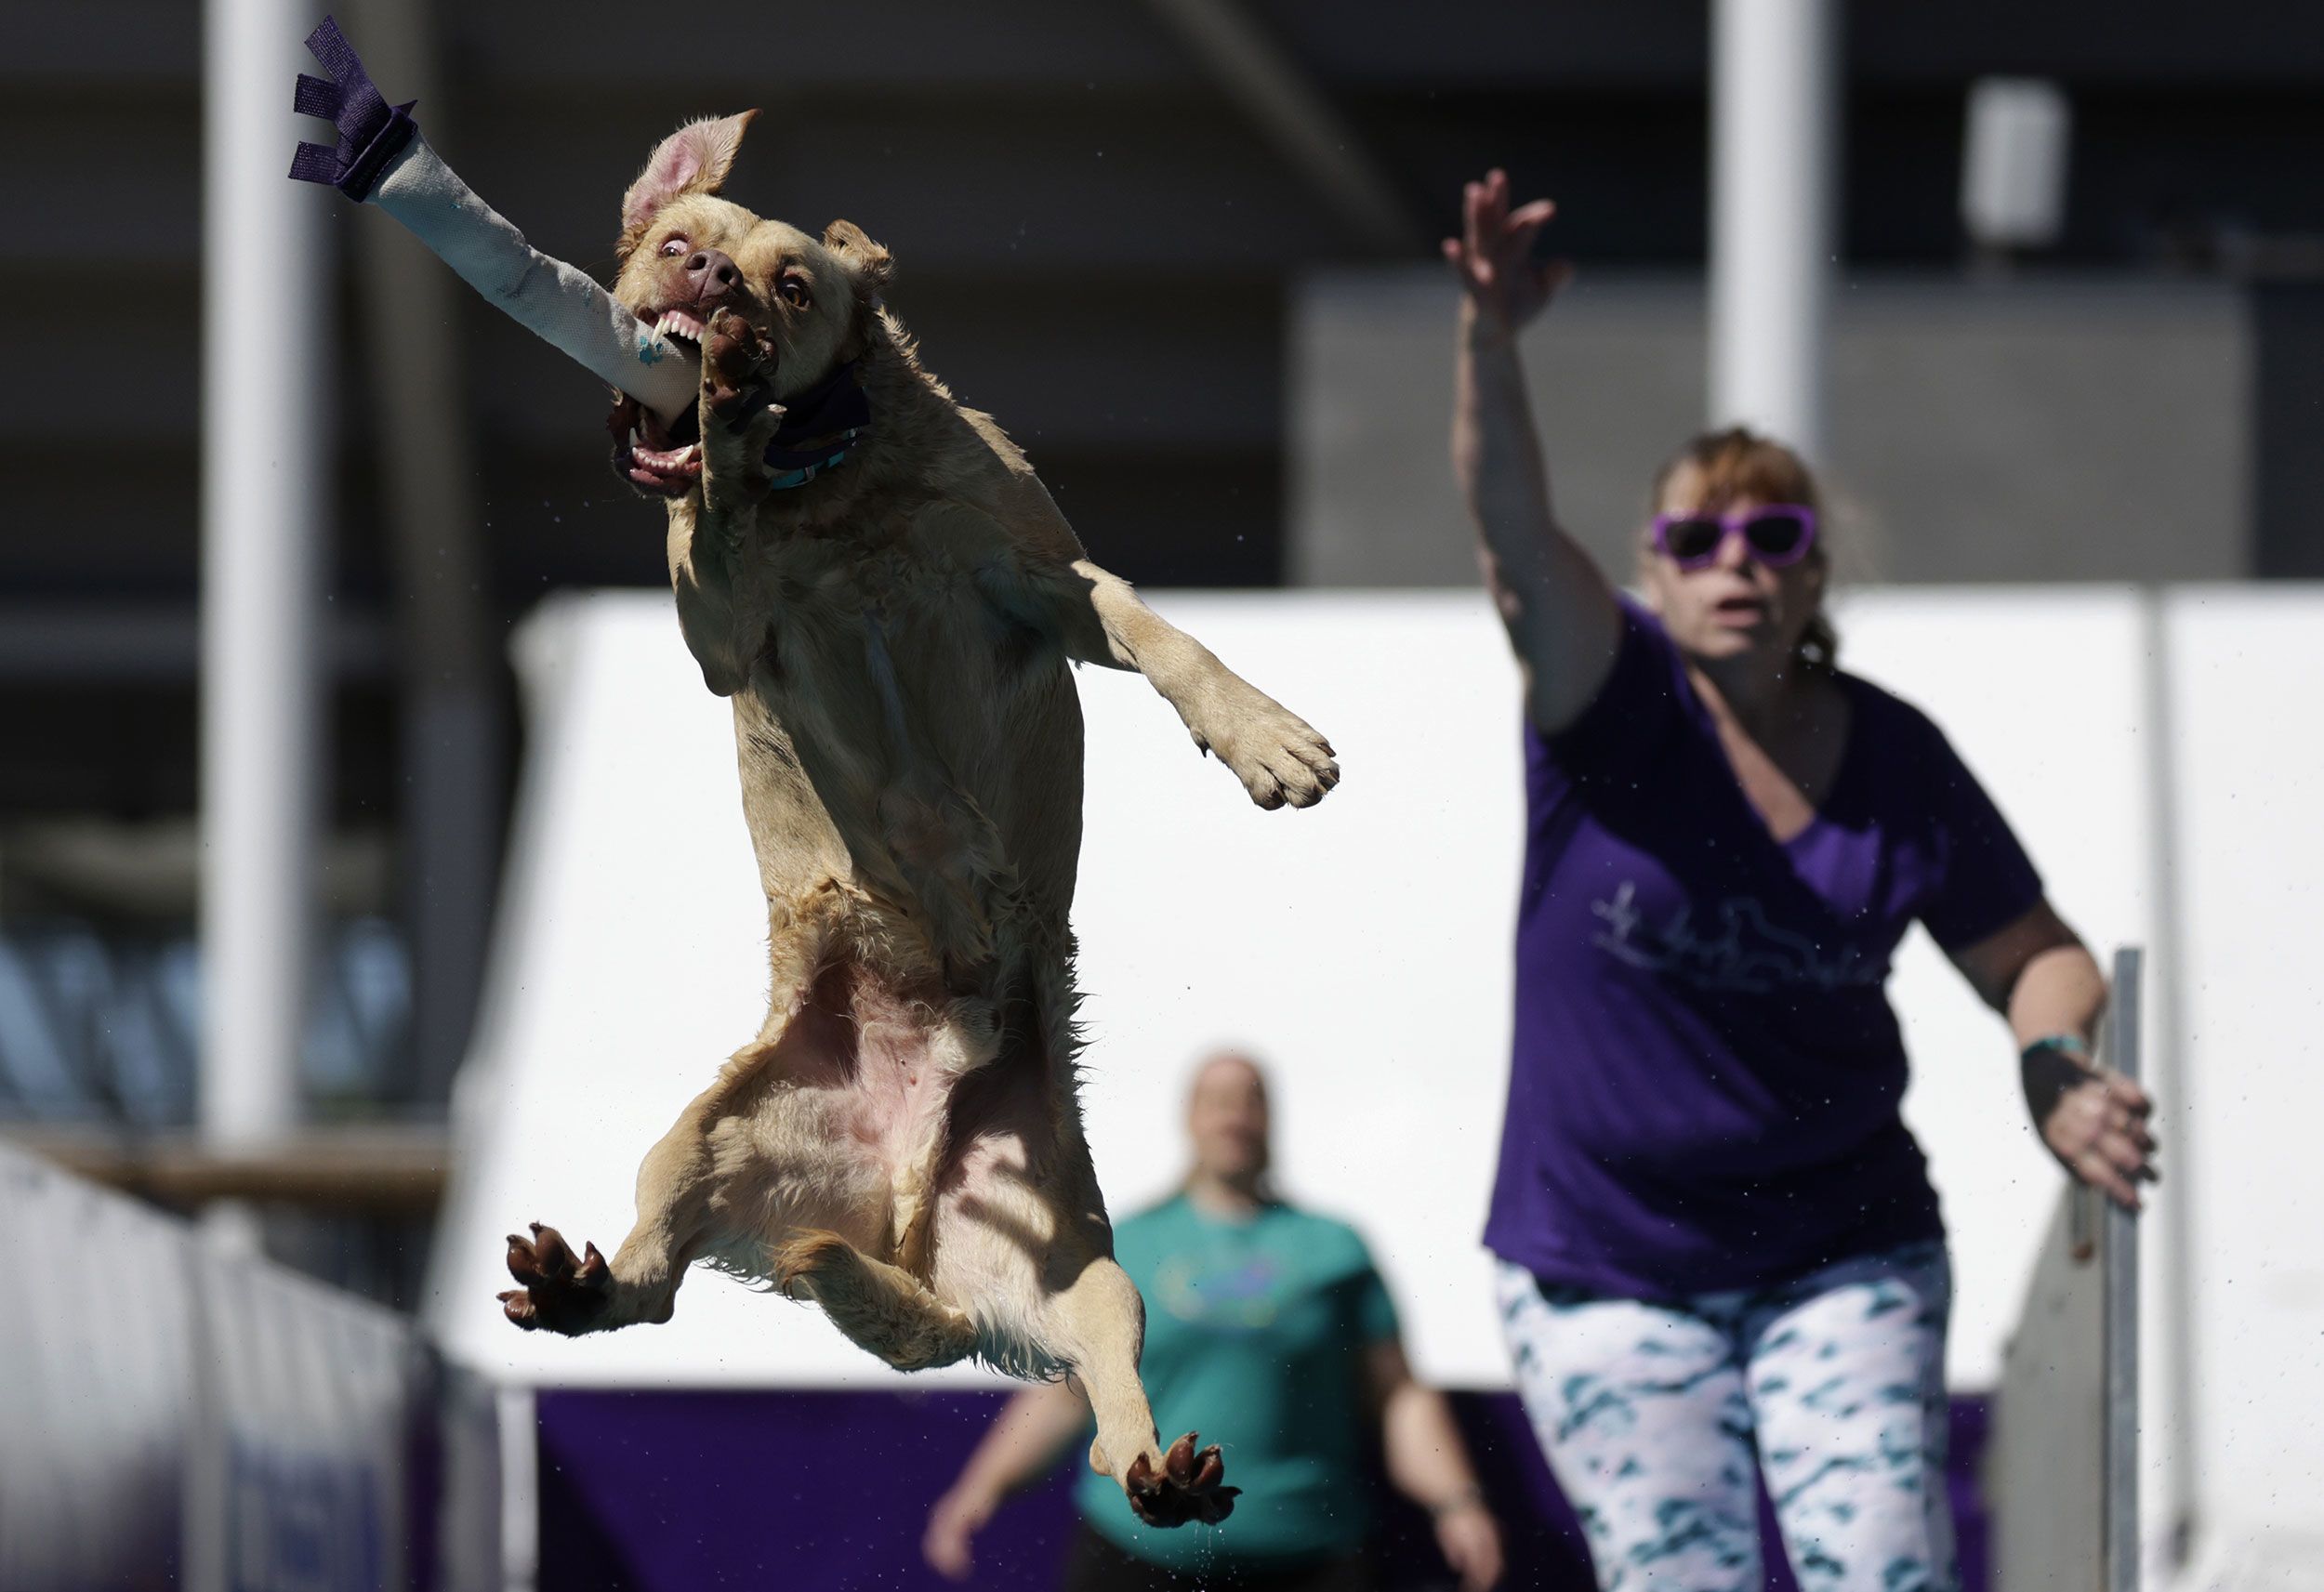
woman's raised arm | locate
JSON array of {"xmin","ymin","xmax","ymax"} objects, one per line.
[{"xmin": 1446, "ymin": 169, "xmax": 1622, "ymax": 734}]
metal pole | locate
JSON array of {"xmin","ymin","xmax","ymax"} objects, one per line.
[
  {"xmin": 1710, "ymin": 0, "xmax": 1837, "ymax": 463},
  {"xmin": 200, "ymin": 0, "xmax": 331, "ymax": 1155},
  {"xmin": 2104, "ymin": 946, "xmax": 2144, "ymax": 1592}
]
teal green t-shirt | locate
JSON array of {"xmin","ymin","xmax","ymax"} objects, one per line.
[{"xmin": 1072, "ymin": 1195, "xmax": 1401, "ymax": 1570}]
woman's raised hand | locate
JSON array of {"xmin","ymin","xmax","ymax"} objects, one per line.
[{"xmin": 1443, "ymin": 168, "xmax": 1570, "ymax": 340}]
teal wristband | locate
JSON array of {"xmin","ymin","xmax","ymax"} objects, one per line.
[{"xmin": 2022, "ymin": 1033, "xmax": 2093, "ymax": 1063}]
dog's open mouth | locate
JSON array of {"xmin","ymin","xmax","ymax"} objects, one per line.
[{"xmin": 606, "ymin": 308, "xmax": 716, "ymax": 496}]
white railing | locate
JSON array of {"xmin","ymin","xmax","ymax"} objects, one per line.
[{"xmin": 0, "ymin": 1140, "xmax": 499, "ymax": 1592}]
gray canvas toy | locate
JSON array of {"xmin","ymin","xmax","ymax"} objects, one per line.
[{"xmin": 289, "ymin": 15, "xmax": 698, "ymax": 424}]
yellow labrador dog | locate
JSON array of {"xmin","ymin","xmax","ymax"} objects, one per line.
[{"xmin": 496, "ymin": 112, "xmax": 1335, "ymax": 1527}]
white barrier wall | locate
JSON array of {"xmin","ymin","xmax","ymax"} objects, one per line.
[
  {"xmin": 2155, "ymin": 592, "xmax": 2324, "ymax": 1589},
  {"xmin": 1, "ymin": 1145, "xmax": 195, "ymax": 1589},
  {"xmin": 427, "ymin": 585, "xmax": 2324, "ymax": 1574},
  {"xmin": 0, "ymin": 1142, "xmax": 500, "ymax": 1592}
]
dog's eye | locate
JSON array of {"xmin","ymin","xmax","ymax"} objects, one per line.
[
  {"xmin": 780, "ymin": 278, "xmax": 812, "ymax": 310},
  {"xmin": 659, "ymin": 235, "xmax": 687, "ymax": 258}
]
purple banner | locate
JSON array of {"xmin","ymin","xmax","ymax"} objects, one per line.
[{"xmin": 535, "ymin": 1388, "xmax": 1987, "ymax": 1591}]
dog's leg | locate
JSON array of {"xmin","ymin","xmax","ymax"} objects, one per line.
[
  {"xmin": 499, "ymin": 1036, "xmax": 779, "ymax": 1335},
  {"xmin": 772, "ymin": 1230, "xmax": 978, "ymax": 1372},
  {"xmin": 1045, "ymin": 1255, "xmax": 1238, "ymax": 1528},
  {"xmin": 660, "ymin": 309, "xmax": 787, "ymax": 697},
  {"xmin": 502, "ymin": 919, "xmax": 838, "ymax": 1335},
  {"xmin": 698, "ymin": 309, "xmax": 788, "ymax": 520},
  {"xmin": 1010, "ymin": 557, "xmax": 1340, "ymax": 809}
]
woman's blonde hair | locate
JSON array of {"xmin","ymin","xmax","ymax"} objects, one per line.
[{"xmin": 1649, "ymin": 426, "xmax": 1838, "ymax": 672}]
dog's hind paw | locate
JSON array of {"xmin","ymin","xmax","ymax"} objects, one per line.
[
  {"xmin": 498, "ymin": 1221, "xmax": 614, "ymax": 1335},
  {"xmin": 1124, "ymin": 1432, "xmax": 1238, "ymax": 1528}
]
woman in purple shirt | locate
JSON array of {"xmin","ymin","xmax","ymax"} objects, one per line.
[{"xmin": 1445, "ymin": 170, "xmax": 2159, "ymax": 1592}]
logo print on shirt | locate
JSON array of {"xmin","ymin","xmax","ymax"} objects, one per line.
[
  {"xmin": 1591, "ymin": 881, "xmax": 1883, "ymax": 993},
  {"xmin": 1154, "ymin": 1255, "xmax": 1282, "ymax": 1329}
]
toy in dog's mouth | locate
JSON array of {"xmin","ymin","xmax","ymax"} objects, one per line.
[{"xmin": 609, "ymin": 309, "xmax": 711, "ymax": 496}]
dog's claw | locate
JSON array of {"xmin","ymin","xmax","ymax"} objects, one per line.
[
  {"xmin": 701, "ymin": 308, "xmax": 773, "ymax": 422},
  {"xmin": 500, "ymin": 1220, "xmax": 614, "ymax": 1335},
  {"xmin": 1125, "ymin": 1431, "xmax": 1238, "ymax": 1528}
]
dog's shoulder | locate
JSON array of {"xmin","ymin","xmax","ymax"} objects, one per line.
[{"xmin": 857, "ymin": 325, "xmax": 1088, "ymax": 571}]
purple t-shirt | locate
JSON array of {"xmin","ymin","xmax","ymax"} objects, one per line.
[{"xmin": 1483, "ymin": 599, "xmax": 2042, "ymax": 1296}]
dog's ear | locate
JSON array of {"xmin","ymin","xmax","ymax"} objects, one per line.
[
  {"xmin": 619, "ymin": 111, "xmax": 759, "ymax": 257},
  {"xmin": 823, "ymin": 219, "xmax": 895, "ymax": 300}
]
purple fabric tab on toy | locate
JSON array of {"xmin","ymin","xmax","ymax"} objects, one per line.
[
  {"xmin": 763, "ymin": 362, "xmax": 874, "ymax": 473},
  {"xmin": 287, "ymin": 15, "xmax": 418, "ymax": 202}
]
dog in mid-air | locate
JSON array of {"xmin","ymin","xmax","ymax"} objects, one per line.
[{"xmin": 495, "ymin": 111, "xmax": 1336, "ymax": 1526}]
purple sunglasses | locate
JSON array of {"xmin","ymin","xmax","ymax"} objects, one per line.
[{"xmin": 1651, "ymin": 505, "xmax": 1819, "ymax": 570}]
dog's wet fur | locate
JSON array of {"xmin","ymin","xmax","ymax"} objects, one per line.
[{"xmin": 496, "ymin": 112, "xmax": 1337, "ymax": 1527}]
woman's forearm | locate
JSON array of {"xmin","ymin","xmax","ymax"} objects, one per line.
[
  {"xmin": 1450, "ymin": 303, "xmax": 1619, "ymax": 728},
  {"xmin": 1380, "ymin": 1380, "xmax": 1486, "ymax": 1512},
  {"xmin": 2006, "ymin": 940, "xmax": 2107, "ymax": 1049},
  {"xmin": 2003, "ymin": 928, "xmax": 2156, "ymax": 1206},
  {"xmin": 1453, "ymin": 302, "xmax": 1558, "ymax": 570},
  {"xmin": 944, "ymin": 1381, "xmax": 1089, "ymax": 1506}
]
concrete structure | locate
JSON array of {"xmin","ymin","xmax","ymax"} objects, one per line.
[{"xmin": 1292, "ymin": 270, "xmax": 2250, "ymax": 589}]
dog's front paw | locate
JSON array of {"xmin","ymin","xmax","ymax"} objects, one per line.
[
  {"xmin": 1125, "ymin": 1432, "xmax": 1238, "ymax": 1528},
  {"xmin": 700, "ymin": 309, "xmax": 773, "ymax": 422},
  {"xmin": 499, "ymin": 1221, "xmax": 614, "ymax": 1335},
  {"xmin": 698, "ymin": 309, "xmax": 788, "ymax": 515},
  {"xmin": 1189, "ymin": 684, "xmax": 1339, "ymax": 810}
]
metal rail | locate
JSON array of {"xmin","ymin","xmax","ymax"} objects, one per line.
[
  {"xmin": 2104, "ymin": 946, "xmax": 2143, "ymax": 1592},
  {"xmin": 1992, "ymin": 942, "xmax": 2144, "ymax": 1592}
]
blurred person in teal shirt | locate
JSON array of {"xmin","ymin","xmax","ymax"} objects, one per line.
[{"xmin": 924, "ymin": 1051, "xmax": 1504, "ymax": 1591}]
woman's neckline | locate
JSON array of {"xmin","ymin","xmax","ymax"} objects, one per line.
[
  {"xmin": 1684, "ymin": 663, "xmax": 1861, "ymax": 849},
  {"xmin": 1183, "ymin": 1184, "xmax": 1271, "ymax": 1224}
]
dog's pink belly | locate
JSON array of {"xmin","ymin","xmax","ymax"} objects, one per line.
[{"xmin": 835, "ymin": 977, "xmax": 978, "ymax": 1177}]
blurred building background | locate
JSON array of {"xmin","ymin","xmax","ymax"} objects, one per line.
[{"xmin": 5, "ymin": 0, "xmax": 2321, "ymax": 1327}]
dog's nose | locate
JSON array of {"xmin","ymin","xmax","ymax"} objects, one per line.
[{"xmin": 683, "ymin": 248, "xmax": 742, "ymax": 303}]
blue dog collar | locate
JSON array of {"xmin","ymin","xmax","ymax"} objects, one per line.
[
  {"xmin": 766, "ymin": 439, "xmax": 860, "ymax": 492},
  {"xmin": 762, "ymin": 362, "xmax": 872, "ymax": 491}
]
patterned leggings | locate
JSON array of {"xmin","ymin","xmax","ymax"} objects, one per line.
[{"xmin": 1496, "ymin": 1242, "xmax": 1956, "ymax": 1592}]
